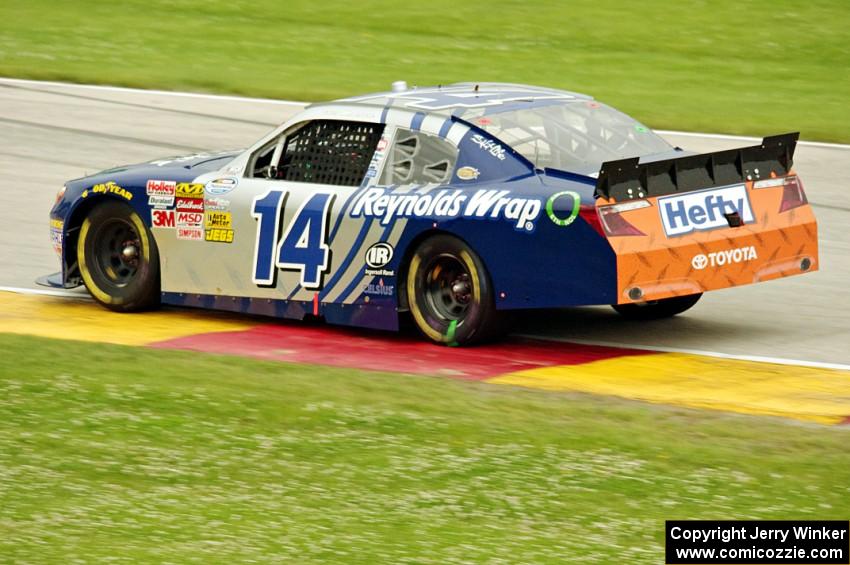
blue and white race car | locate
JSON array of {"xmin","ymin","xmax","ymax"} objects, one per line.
[{"xmin": 45, "ymin": 82, "xmax": 816, "ymax": 345}]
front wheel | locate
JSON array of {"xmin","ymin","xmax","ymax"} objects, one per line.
[
  {"xmin": 611, "ymin": 293, "xmax": 702, "ymax": 320},
  {"xmin": 77, "ymin": 200, "xmax": 161, "ymax": 312},
  {"xmin": 406, "ymin": 235, "xmax": 506, "ymax": 346}
]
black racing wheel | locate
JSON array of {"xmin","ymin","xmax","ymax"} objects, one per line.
[
  {"xmin": 612, "ymin": 293, "xmax": 702, "ymax": 321},
  {"xmin": 77, "ymin": 200, "xmax": 160, "ymax": 312},
  {"xmin": 406, "ymin": 234, "xmax": 506, "ymax": 346}
]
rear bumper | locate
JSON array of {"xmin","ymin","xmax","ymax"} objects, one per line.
[{"xmin": 615, "ymin": 219, "xmax": 817, "ymax": 304}]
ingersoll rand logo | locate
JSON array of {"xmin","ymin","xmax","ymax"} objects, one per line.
[
  {"xmin": 691, "ymin": 246, "xmax": 758, "ymax": 270},
  {"xmin": 660, "ymin": 185, "xmax": 754, "ymax": 236}
]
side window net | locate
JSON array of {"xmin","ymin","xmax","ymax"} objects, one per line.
[
  {"xmin": 381, "ymin": 130, "xmax": 457, "ymax": 186},
  {"xmin": 278, "ymin": 120, "xmax": 384, "ymax": 186}
]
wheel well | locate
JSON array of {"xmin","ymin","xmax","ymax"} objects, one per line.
[
  {"xmin": 62, "ymin": 196, "xmax": 133, "ymax": 283},
  {"xmin": 396, "ymin": 229, "xmax": 475, "ymax": 312}
]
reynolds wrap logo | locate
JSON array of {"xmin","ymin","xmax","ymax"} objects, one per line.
[
  {"xmin": 659, "ymin": 185, "xmax": 754, "ymax": 236},
  {"xmin": 350, "ymin": 188, "xmax": 542, "ymax": 231}
]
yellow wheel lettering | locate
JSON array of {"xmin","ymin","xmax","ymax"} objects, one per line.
[
  {"xmin": 130, "ymin": 213, "xmax": 151, "ymax": 262},
  {"xmin": 77, "ymin": 218, "xmax": 114, "ymax": 305},
  {"xmin": 407, "ymin": 254, "xmax": 444, "ymax": 342},
  {"xmin": 459, "ymin": 250, "xmax": 481, "ymax": 306}
]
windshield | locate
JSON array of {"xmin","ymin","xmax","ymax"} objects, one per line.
[{"xmin": 458, "ymin": 101, "xmax": 672, "ymax": 174}]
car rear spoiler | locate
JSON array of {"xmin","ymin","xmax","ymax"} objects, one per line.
[{"xmin": 594, "ymin": 132, "xmax": 799, "ymax": 201}]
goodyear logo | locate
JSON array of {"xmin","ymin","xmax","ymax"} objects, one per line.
[
  {"xmin": 87, "ymin": 181, "xmax": 133, "ymax": 201},
  {"xmin": 205, "ymin": 211, "xmax": 232, "ymax": 229},
  {"xmin": 175, "ymin": 182, "xmax": 205, "ymax": 199},
  {"xmin": 205, "ymin": 228, "xmax": 233, "ymax": 243}
]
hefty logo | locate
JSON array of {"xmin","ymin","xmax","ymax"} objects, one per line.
[{"xmin": 659, "ymin": 185, "xmax": 754, "ymax": 236}]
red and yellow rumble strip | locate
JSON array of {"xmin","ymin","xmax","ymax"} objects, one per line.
[{"xmin": 2, "ymin": 291, "xmax": 848, "ymax": 425}]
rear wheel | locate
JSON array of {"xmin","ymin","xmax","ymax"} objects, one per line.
[
  {"xmin": 612, "ymin": 293, "xmax": 702, "ymax": 320},
  {"xmin": 406, "ymin": 235, "xmax": 505, "ymax": 345},
  {"xmin": 77, "ymin": 201, "xmax": 160, "ymax": 312}
]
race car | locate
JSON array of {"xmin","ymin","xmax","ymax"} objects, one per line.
[{"xmin": 43, "ymin": 82, "xmax": 818, "ymax": 345}]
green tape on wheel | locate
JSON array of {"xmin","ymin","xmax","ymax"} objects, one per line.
[
  {"xmin": 446, "ymin": 319, "xmax": 459, "ymax": 347},
  {"xmin": 545, "ymin": 191, "xmax": 581, "ymax": 227}
]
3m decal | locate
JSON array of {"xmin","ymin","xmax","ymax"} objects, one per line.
[
  {"xmin": 659, "ymin": 184, "xmax": 754, "ymax": 237},
  {"xmin": 691, "ymin": 246, "xmax": 757, "ymax": 270},
  {"xmin": 251, "ymin": 190, "xmax": 335, "ymax": 289},
  {"xmin": 545, "ymin": 191, "xmax": 581, "ymax": 227},
  {"xmin": 151, "ymin": 209, "xmax": 175, "ymax": 228},
  {"xmin": 89, "ymin": 181, "xmax": 132, "ymax": 201},
  {"xmin": 205, "ymin": 228, "xmax": 234, "ymax": 243},
  {"xmin": 175, "ymin": 182, "xmax": 205, "ymax": 199},
  {"xmin": 350, "ymin": 188, "xmax": 542, "ymax": 232}
]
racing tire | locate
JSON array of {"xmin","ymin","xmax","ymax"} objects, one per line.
[
  {"xmin": 611, "ymin": 293, "xmax": 702, "ymax": 321},
  {"xmin": 406, "ymin": 235, "xmax": 506, "ymax": 346},
  {"xmin": 77, "ymin": 200, "xmax": 160, "ymax": 312}
]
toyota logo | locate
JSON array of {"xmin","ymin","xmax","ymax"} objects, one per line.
[{"xmin": 691, "ymin": 254, "xmax": 708, "ymax": 270}]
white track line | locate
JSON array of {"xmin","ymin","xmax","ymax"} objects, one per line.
[
  {"xmin": 517, "ymin": 333, "xmax": 850, "ymax": 372},
  {"xmin": 2, "ymin": 285, "xmax": 847, "ymax": 370},
  {"xmin": 0, "ymin": 285, "xmax": 89, "ymax": 299},
  {"xmin": 1, "ymin": 77, "xmax": 848, "ymax": 150}
]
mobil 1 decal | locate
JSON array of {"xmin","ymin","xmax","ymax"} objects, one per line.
[{"xmin": 251, "ymin": 190, "xmax": 336, "ymax": 289}]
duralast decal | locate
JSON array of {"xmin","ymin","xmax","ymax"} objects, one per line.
[{"xmin": 350, "ymin": 188, "xmax": 542, "ymax": 232}]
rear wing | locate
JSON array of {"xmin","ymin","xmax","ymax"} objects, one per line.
[{"xmin": 595, "ymin": 132, "xmax": 799, "ymax": 201}]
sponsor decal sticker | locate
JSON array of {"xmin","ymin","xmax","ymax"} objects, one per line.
[
  {"xmin": 175, "ymin": 182, "xmax": 205, "ymax": 199},
  {"xmin": 364, "ymin": 242, "xmax": 395, "ymax": 275},
  {"xmin": 50, "ymin": 220, "xmax": 63, "ymax": 255},
  {"xmin": 691, "ymin": 246, "xmax": 758, "ymax": 270},
  {"xmin": 362, "ymin": 278, "xmax": 394, "ymax": 297},
  {"xmin": 659, "ymin": 184, "xmax": 754, "ymax": 237},
  {"xmin": 545, "ymin": 191, "xmax": 581, "ymax": 227},
  {"xmin": 87, "ymin": 181, "xmax": 132, "ymax": 201},
  {"xmin": 456, "ymin": 166, "xmax": 480, "ymax": 181},
  {"xmin": 470, "ymin": 133, "xmax": 506, "ymax": 161},
  {"xmin": 204, "ymin": 196, "xmax": 230, "ymax": 211},
  {"xmin": 350, "ymin": 187, "xmax": 542, "ymax": 232},
  {"xmin": 176, "ymin": 227, "xmax": 203, "ymax": 241},
  {"xmin": 151, "ymin": 209, "xmax": 175, "ymax": 228},
  {"xmin": 148, "ymin": 195, "xmax": 175, "ymax": 207},
  {"xmin": 205, "ymin": 177, "xmax": 238, "ymax": 195},
  {"xmin": 146, "ymin": 179, "xmax": 176, "ymax": 196},
  {"xmin": 205, "ymin": 228, "xmax": 234, "ymax": 243},
  {"xmin": 176, "ymin": 198, "xmax": 204, "ymax": 213},
  {"xmin": 205, "ymin": 211, "xmax": 232, "ymax": 230},
  {"xmin": 176, "ymin": 211, "xmax": 203, "ymax": 228}
]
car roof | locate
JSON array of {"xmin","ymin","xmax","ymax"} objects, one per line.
[{"xmin": 309, "ymin": 82, "xmax": 593, "ymax": 118}]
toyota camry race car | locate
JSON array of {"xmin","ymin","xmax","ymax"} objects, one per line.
[{"xmin": 44, "ymin": 83, "xmax": 818, "ymax": 345}]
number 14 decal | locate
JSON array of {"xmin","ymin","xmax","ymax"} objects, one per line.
[{"xmin": 252, "ymin": 190, "xmax": 335, "ymax": 289}]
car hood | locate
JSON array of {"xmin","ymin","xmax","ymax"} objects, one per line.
[{"xmin": 65, "ymin": 151, "xmax": 242, "ymax": 190}]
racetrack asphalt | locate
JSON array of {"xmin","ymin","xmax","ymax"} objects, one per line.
[{"xmin": 2, "ymin": 78, "xmax": 848, "ymax": 365}]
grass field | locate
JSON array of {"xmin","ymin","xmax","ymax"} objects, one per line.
[
  {"xmin": 0, "ymin": 333, "xmax": 848, "ymax": 563},
  {"xmin": 1, "ymin": 1, "xmax": 849, "ymax": 142}
]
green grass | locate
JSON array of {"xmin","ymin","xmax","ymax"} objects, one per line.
[
  {"xmin": 1, "ymin": 1, "xmax": 849, "ymax": 142},
  {"xmin": 0, "ymin": 334, "xmax": 848, "ymax": 563}
]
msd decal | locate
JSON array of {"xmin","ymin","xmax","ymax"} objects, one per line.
[
  {"xmin": 350, "ymin": 188, "xmax": 542, "ymax": 232},
  {"xmin": 659, "ymin": 184, "xmax": 754, "ymax": 237}
]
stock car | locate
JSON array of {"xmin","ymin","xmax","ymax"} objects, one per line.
[{"xmin": 43, "ymin": 83, "xmax": 818, "ymax": 345}]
